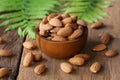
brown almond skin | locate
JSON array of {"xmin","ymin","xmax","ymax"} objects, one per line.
[
  {"xmin": 39, "ymin": 23, "xmax": 53, "ymax": 31},
  {"xmin": 69, "ymin": 57, "xmax": 85, "ymax": 66},
  {"xmin": 60, "ymin": 62, "xmax": 73, "ymax": 73},
  {"xmin": 39, "ymin": 30, "xmax": 49, "ymax": 37},
  {"xmin": 92, "ymin": 44, "xmax": 107, "ymax": 51},
  {"xmin": 47, "ymin": 13, "xmax": 57, "ymax": 21},
  {"xmin": 74, "ymin": 54, "xmax": 90, "ymax": 61},
  {"xmin": 71, "ymin": 16, "xmax": 77, "ymax": 22},
  {"xmin": 50, "ymin": 28, "xmax": 61, "ymax": 33},
  {"xmin": 34, "ymin": 63, "xmax": 46, "ymax": 75},
  {"xmin": 0, "ymin": 68, "xmax": 10, "ymax": 78},
  {"xmin": 57, "ymin": 27, "xmax": 73, "ymax": 37},
  {"xmin": 42, "ymin": 17, "xmax": 48, "ymax": 24},
  {"xmin": 49, "ymin": 18, "xmax": 62, "ymax": 27},
  {"xmin": 100, "ymin": 33, "xmax": 111, "ymax": 44},
  {"xmin": 52, "ymin": 36, "xmax": 67, "ymax": 41},
  {"xmin": 32, "ymin": 52, "xmax": 42, "ymax": 61},
  {"xmin": 77, "ymin": 20, "xmax": 87, "ymax": 26},
  {"xmin": 91, "ymin": 21, "xmax": 103, "ymax": 29},
  {"xmin": 23, "ymin": 41, "xmax": 36, "ymax": 49},
  {"xmin": 61, "ymin": 13, "xmax": 70, "ymax": 19},
  {"xmin": 68, "ymin": 28, "xmax": 83, "ymax": 40},
  {"xmin": 23, "ymin": 52, "xmax": 33, "ymax": 67},
  {"xmin": 105, "ymin": 50, "xmax": 118, "ymax": 57},
  {"xmin": 90, "ymin": 62, "xmax": 101, "ymax": 73},
  {"xmin": 62, "ymin": 17, "xmax": 72, "ymax": 25},
  {"xmin": 0, "ymin": 49, "xmax": 13, "ymax": 57},
  {"xmin": 65, "ymin": 23, "xmax": 78, "ymax": 30}
]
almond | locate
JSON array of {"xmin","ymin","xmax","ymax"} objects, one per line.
[
  {"xmin": 47, "ymin": 13, "xmax": 57, "ymax": 21},
  {"xmin": 91, "ymin": 21, "xmax": 103, "ymax": 29},
  {"xmin": 68, "ymin": 28, "xmax": 83, "ymax": 40},
  {"xmin": 42, "ymin": 17, "xmax": 48, "ymax": 24},
  {"xmin": 62, "ymin": 17, "xmax": 72, "ymax": 25},
  {"xmin": 74, "ymin": 54, "xmax": 90, "ymax": 61},
  {"xmin": 50, "ymin": 28, "xmax": 61, "ymax": 33},
  {"xmin": 39, "ymin": 23, "xmax": 53, "ymax": 31},
  {"xmin": 61, "ymin": 13, "xmax": 70, "ymax": 19},
  {"xmin": 77, "ymin": 20, "xmax": 87, "ymax": 26},
  {"xmin": 39, "ymin": 30, "xmax": 49, "ymax": 37},
  {"xmin": 52, "ymin": 36, "xmax": 67, "ymax": 41},
  {"xmin": 57, "ymin": 27, "xmax": 73, "ymax": 37},
  {"xmin": 92, "ymin": 44, "xmax": 107, "ymax": 51},
  {"xmin": 34, "ymin": 63, "xmax": 46, "ymax": 75},
  {"xmin": 0, "ymin": 37, "xmax": 4, "ymax": 44},
  {"xmin": 69, "ymin": 57, "xmax": 85, "ymax": 66},
  {"xmin": 60, "ymin": 62, "xmax": 73, "ymax": 73},
  {"xmin": 105, "ymin": 50, "xmax": 118, "ymax": 57},
  {"xmin": 100, "ymin": 33, "xmax": 111, "ymax": 44},
  {"xmin": 32, "ymin": 52, "xmax": 42, "ymax": 61},
  {"xmin": 90, "ymin": 62, "xmax": 101, "ymax": 73},
  {"xmin": 71, "ymin": 16, "xmax": 77, "ymax": 22},
  {"xmin": 23, "ymin": 52, "xmax": 33, "ymax": 67},
  {"xmin": 23, "ymin": 41, "xmax": 36, "ymax": 49},
  {"xmin": 65, "ymin": 23, "xmax": 78, "ymax": 30},
  {"xmin": 0, "ymin": 49, "xmax": 13, "ymax": 57},
  {"xmin": 0, "ymin": 68, "xmax": 10, "ymax": 78},
  {"xmin": 49, "ymin": 18, "xmax": 62, "ymax": 27}
]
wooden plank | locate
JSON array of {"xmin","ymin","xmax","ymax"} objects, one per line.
[
  {"xmin": 17, "ymin": 1, "xmax": 120, "ymax": 80},
  {"xmin": 0, "ymin": 26, "xmax": 24, "ymax": 80}
]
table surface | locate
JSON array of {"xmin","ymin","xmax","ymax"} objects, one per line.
[{"xmin": 0, "ymin": 1, "xmax": 120, "ymax": 80}]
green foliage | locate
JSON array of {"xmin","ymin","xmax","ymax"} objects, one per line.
[{"xmin": 0, "ymin": 0, "xmax": 111, "ymax": 39}]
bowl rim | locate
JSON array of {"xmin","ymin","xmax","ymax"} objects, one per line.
[{"xmin": 35, "ymin": 23, "xmax": 88, "ymax": 43}]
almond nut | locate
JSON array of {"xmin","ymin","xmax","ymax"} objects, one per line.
[
  {"xmin": 50, "ymin": 28, "xmax": 61, "ymax": 33},
  {"xmin": 100, "ymin": 33, "xmax": 111, "ymax": 44},
  {"xmin": 105, "ymin": 50, "xmax": 118, "ymax": 57},
  {"xmin": 61, "ymin": 13, "xmax": 70, "ymax": 19},
  {"xmin": 92, "ymin": 44, "xmax": 107, "ymax": 51},
  {"xmin": 71, "ymin": 16, "xmax": 77, "ymax": 22},
  {"xmin": 42, "ymin": 17, "xmax": 48, "ymax": 24},
  {"xmin": 32, "ymin": 52, "xmax": 42, "ymax": 61},
  {"xmin": 49, "ymin": 18, "xmax": 62, "ymax": 27},
  {"xmin": 65, "ymin": 23, "xmax": 78, "ymax": 30},
  {"xmin": 74, "ymin": 54, "xmax": 90, "ymax": 61},
  {"xmin": 90, "ymin": 62, "xmax": 101, "ymax": 73},
  {"xmin": 62, "ymin": 17, "xmax": 72, "ymax": 25},
  {"xmin": 69, "ymin": 57, "xmax": 85, "ymax": 66},
  {"xmin": 77, "ymin": 20, "xmax": 87, "ymax": 26},
  {"xmin": 23, "ymin": 41, "xmax": 36, "ymax": 49},
  {"xmin": 68, "ymin": 28, "xmax": 83, "ymax": 40},
  {"xmin": 0, "ymin": 49, "xmax": 13, "ymax": 57},
  {"xmin": 52, "ymin": 36, "xmax": 67, "ymax": 41},
  {"xmin": 60, "ymin": 62, "xmax": 73, "ymax": 73},
  {"xmin": 39, "ymin": 23, "xmax": 53, "ymax": 31},
  {"xmin": 91, "ymin": 21, "xmax": 103, "ymax": 29},
  {"xmin": 34, "ymin": 63, "xmax": 46, "ymax": 75},
  {"xmin": 0, "ymin": 37, "xmax": 4, "ymax": 44},
  {"xmin": 57, "ymin": 27, "xmax": 73, "ymax": 37},
  {"xmin": 47, "ymin": 13, "xmax": 57, "ymax": 21},
  {"xmin": 0, "ymin": 68, "xmax": 10, "ymax": 78},
  {"xmin": 23, "ymin": 52, "xmax": 33, "ymax": 67}
]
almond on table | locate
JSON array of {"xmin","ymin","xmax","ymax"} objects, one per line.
[
  {"xmin": 92, "ymin": 44, "xmax": 107, "ymax": 51},
  {"xmin": 0, "ymin": 68, "xmax": 10, "ymax": 78},
  {"xmin": 100, "ymin": 33, "xmax": 111, "ymax": 44},
  {"xmin": 91, "ymin": 21, "xmax": 103, "ymax": 29},
  {"xmin": 90, "ymin": 62, "xmax": 101, "ymax": 73},
  {"xmin": 105, "ymin": 50, "xmax": 118, "ymax": 57},
  {"xmin": 23, "ymin": 41, "xmax": 36, "ymax": 50},
  {"xmin": 0, "ymin": 49, "xmax": 13, "ymax": 57}
]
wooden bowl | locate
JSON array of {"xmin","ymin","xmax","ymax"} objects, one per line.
[{"xmin": 35, "ymin": 26, "xmax": 88, "ymax": 59}]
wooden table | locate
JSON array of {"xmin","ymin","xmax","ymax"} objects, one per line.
[{"xmin": 0, "ymin": 1, "xmax": 120, "ymax": 80}]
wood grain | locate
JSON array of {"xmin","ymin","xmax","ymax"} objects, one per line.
[
  {"xmin": 0, "ymin": 26, "xmax": 24, "ymax": 80},
  {"xmin": 17, "ymin": 1, "xmax": 120, "ymax": 80}
]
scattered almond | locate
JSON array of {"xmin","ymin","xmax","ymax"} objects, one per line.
[
  {"xmin": 23, "ymin": 52, "xmax": 33, "ymax": 67},
  {"xmin": 34, "ymin": 63, "xmax": 46, "ymax": 75},
  {"xmin": 62, "ymin": 17, "xmax": 72, "ymax": 25},
  {"xmin": 32, "ymin": 52, "xmax": 42, "ymax": 61},
  {"xmin": 74, "ymin": 54, "xmax": 90, "ymax": 61},
  {"xmin": 0, "ymin": 49, "xmax": 13, "ymax": 57},
  {"xmin": 91, "ymin": 21, "xmax": 103, "ymax": 29},
  {"xmin": 23, "ymin": 41, "xmax": 36, "ymax": 49},
  {"xmin": 90, "ymin": 62, "xmax": 101, "ymax": 73},
  {"xmin": 92, "ymin": 44, "xmax": 106, "ymax": 51},
  {"xmin": 100, "ymin": 33, "xmax": 111, "ymax": 44},
  {"xmin": 49, "ymin": 18, "xmax": 62, "ymax": 27},
  {"xmin": 57, "ymin": 27, "xmax": 73, "ymax": 37},
  {"xmin": 60, "ymin": 62, "xmax": 73, "ymax": 73},
  {"xmin": 69, "ymin": 57, "xmax": 85, "ymax": 66},
  {"xmin": 68, "ymin": 28, "xmax": 83, "ymax": 40},
  {"xmin": 52, "ymin": 36, "xmax": 67, "ymax": 41},
  {"xmin": 105, "ymin": 50, "xmax": 118, "ymax": 57},
  {"xmin": 0, "ymin": 37, "xmax": 4, "ymax": 44},
  {"xmin": 0, "ymin": 68, "xmax": 10, "ymax": 78}
]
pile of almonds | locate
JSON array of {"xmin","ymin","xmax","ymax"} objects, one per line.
[{"xmin": 38, "ymin": 13, "xmax": 86, "ymax": 41}]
